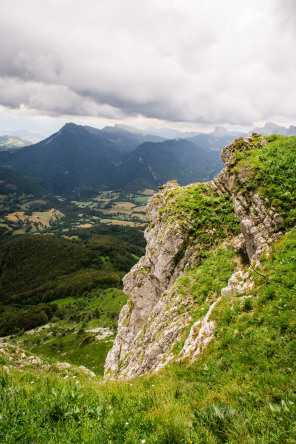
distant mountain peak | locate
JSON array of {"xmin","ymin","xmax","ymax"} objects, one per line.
[
  {"xmin": 114, "ymin": 124, "xmax": 150, "ymax": 134},
  {"xmin": 212, "ymin": 126, "xmax": 228, "ymax": 135},
  {"xmin": 250, "ymin": 122, "xmax": 293, "ymax": 136},
  {"xmin": 101, "ymin": 124, "xmax": 151, "ymax": 135},
  {"xmin": 61, "ymin": 122, "xmax": 80, "ymax": 131}
]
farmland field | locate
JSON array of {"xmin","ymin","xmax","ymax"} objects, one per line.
[
  {"xmin": 0, "ymin": 187, "xmax": 154, "ymax": 243},
  {"xmin": 70, "ymin": 189, "xmax": 152, "ymax": 229},
  {"xmin": 5, "ymin": 208, "xmax": 64, "ymax": 230}
]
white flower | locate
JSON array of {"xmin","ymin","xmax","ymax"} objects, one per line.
[
  {"xmin": 30, "ymin": 381, "xmax": 34, "ymax": 384},
  {"xmin": 125, "ymin": 422, "xmax": 129, "ymax": 425},
  {"xmin": 141, "ymin": 440, "xmax": 146, "ymax": 444},
  {"xmin": 73, "ymin": 376, "xmax": 76, "ymax": 379}
]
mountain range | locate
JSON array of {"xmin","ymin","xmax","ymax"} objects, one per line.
[
  {"xmin": 250, "ymin": 122, "xmax": 296, "ymax": 136},
  {"xmin": 110, "ymin": 138, "xmax": 223, "ymax": 190},
  {"xmin": 1, "ymin": 121, "xmax": 295, "ymax": 197}
]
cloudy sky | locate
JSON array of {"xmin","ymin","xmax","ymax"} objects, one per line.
[{"xmin": 0, "ymin": 0, "xmax": 295, "ymax": 136}]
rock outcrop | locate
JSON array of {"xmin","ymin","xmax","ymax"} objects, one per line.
[
  {"xmin": 105, "ymin": 134, "xmax": 285, "ymax": 380},
  {"xmin": 212, "ymin": 134, "xmax": 283, "ymax": 261},
  {"xmin": 105, "ymin": 181, "xmax": 195, "ymax": 378}
]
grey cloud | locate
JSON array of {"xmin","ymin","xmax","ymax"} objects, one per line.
[{"xmin": 0, "ymin": 0, "xmax": 295, "ymax": 127}]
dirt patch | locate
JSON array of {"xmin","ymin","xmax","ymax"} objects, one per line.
[
  {"xmin": 143, "ymin": 189, "xmax": 155, "ymax": 195},
  {"xmin": 76, "ymin": 223, "xmax": 93, "ymax": 228},
  {"xmin": 100, "ymin": 218, "xmax": 146, "ymax": 227}
]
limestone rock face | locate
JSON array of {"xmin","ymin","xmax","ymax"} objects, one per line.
[
  {"xmin": 104, "ymin": 181, "xmax": 194, "ymax": 378},
  {"xmin": 104, "ymin": 135, "xmax": 285, "ymax": 380},
  {"xmin": 213, "ymin": 134, "xmax": 282, "ymax": 261},
  {"xmin": 181, "ymin": 297, "xmax": 221, "ymax": 361}
]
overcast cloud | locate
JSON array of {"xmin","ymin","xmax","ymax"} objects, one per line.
[{"xmin": 0, "ymin": 0, "xmax": 295, "ymax": 132}]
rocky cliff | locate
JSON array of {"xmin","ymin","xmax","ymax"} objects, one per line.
[{"xmin": 104, "ymin": 134, "xmax": 288, "ymax": 379}]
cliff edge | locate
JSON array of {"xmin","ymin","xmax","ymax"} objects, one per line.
[{"xmin": 105, "ymin": 134, "xmax": 294, "ymax": 379}]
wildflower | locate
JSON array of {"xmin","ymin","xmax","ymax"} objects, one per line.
[
  {"xmin": 40, "ymin": 410, "xmax": 44, "ymax": 413},
  {"xmin": 125, "ymin": 422, "xmax": 129, "ymax": 425},
  {"xmin": 63, "ymin": 375, "xmax": 69, "ymax": 379},
  {"xmin": 30, "ymin": 381, "xmax": 34, "ymax": 384},
  {"xmin": 73, "ymin": 376, "xmax": 76, "ymax": 379},
  {"xmin": 75, "ymin": 381, "xmax": 79, "ymax": 384},
  {"xmin": 141, "ymin": 440, "xmax": 146, "ymax": 444},
  {"xmin": 7, "ymin": 396, "xmax": 10, "ymax": 400}
]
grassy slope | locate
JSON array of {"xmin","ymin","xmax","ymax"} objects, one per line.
[
  {"xmin": 0, "ymin": 235, "xmax": 143, "ymax": 305},
  {"xmin": 13, "ymin": 289, "xmax": 128, "ymax": 375},
  {"xmin": 1, "ymin": 228, "xmax": 295, "ymax": 443},
  {"xmin": 0, "ymin": 234, "xmax": 143, "ymax": 336},
  {"xmin": 1, "ymin": 135, "xmax": 296, "ymax": 443}
]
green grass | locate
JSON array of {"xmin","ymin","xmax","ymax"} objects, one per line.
[
  {"xmin": 175, "ymin": 246, "xmax": 237, "ymax": 322},
  {"xmin": 27, "ymin": 331, "xmax": 113, "ymax": 375},
  {"xmin": 231, "ymin": 135, "xmax": 296, "ymax": 228},
  {"xmin": 134, "ymin": 196, "xmax": 150, "ymax": 204},
  {"xmin": 2, "ymin": 227, "xmax": 296, "ymax": 443},
  {"xmin": 158, "ymin": 183, "xmax": 240, "ymax": 263},
  {"xmin": 10, "ymin": 288, "xmax": 128, "ymax": 375},
  {"xmin": 51, "ymin": 297, "xmax": 76, "ymax": 307}
]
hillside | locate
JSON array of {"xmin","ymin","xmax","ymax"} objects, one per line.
[
  {"xmin": 0, "ymin": 124, "xmax": 164, "ymax": 196},
  {"xmin": 187, "ymin": 130, "xmax": 244, "ymax": 151},
  {"xmin": 0, "ymin": 168, "xmax": 65, "ymax": 243},
  {"xmin": 111, "ymin": 138, "xmax": 223, "ymax": 190},
  {"xmin": 0, "ymin": 233, "xmax": 144, "ymax": 335},
  {"xmin": 100, "ymin": 123, "xmax": 165, "ymax": 148},
  {"xmin": 0, "ymin": 123, "xmax": 127, "ymax": 195},
  {"xmin": 0, "ymin": 167, "xmax": 46, "ymax": 197},
  {"xmin": 1, "ymin": 134, "xmax": 296, "ymax": 443},
  {"xmin": 0, "ymin": 135, "xmax": 30, "ymax": 151}
]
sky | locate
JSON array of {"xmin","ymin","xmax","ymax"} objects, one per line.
[{"xmin": 0, "ymin": 0, "xmax": 296, "ymax": 137}]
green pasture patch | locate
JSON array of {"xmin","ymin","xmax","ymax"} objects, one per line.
[
  {"xmin": 135, "ymin": 196, "xmax": 150, "ymax": 204},
  {"xmin": 51, "ymin": 297, "xmax": 77, "ymax": 307}
]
